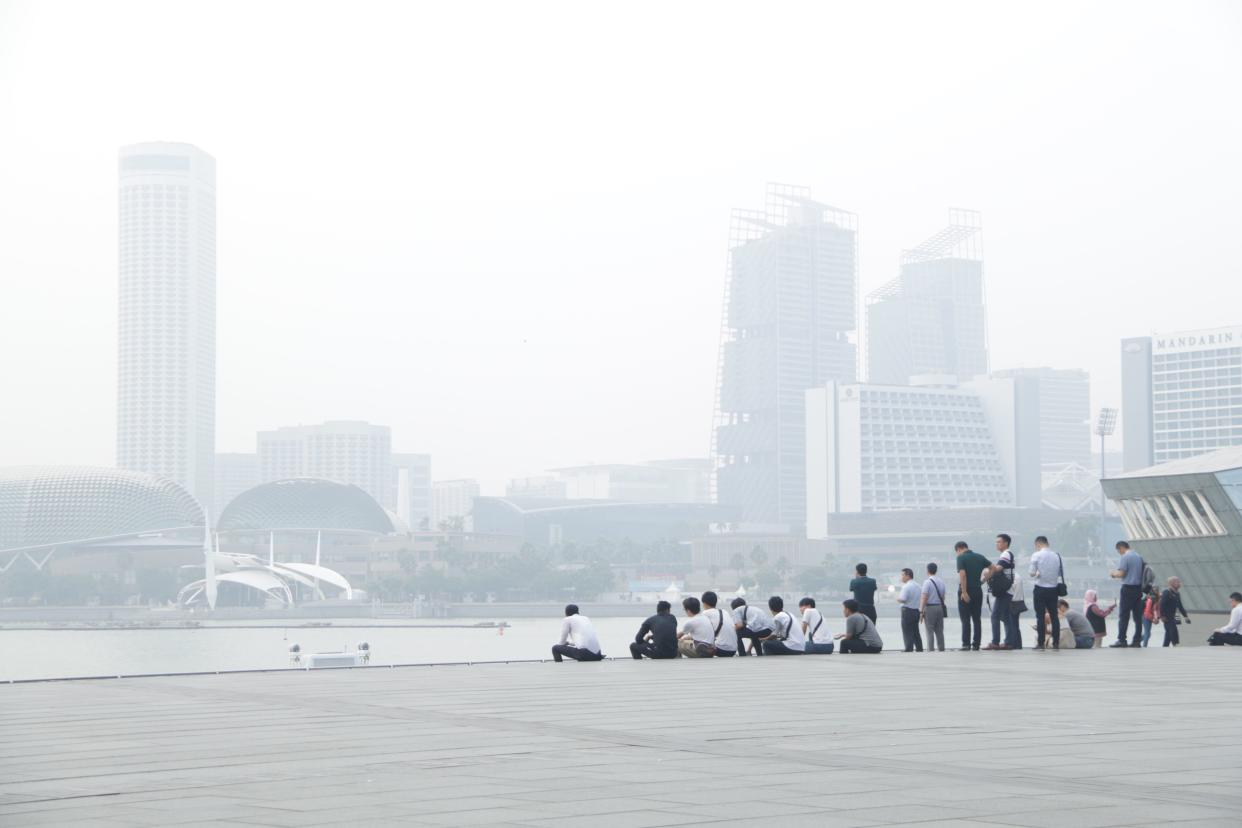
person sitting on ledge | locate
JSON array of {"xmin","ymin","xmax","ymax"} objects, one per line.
[
  {"xmin": 1208, "ymin": 592, "xmax": 1242, "ymax": 646},
  {"xmin": 701, "ymin": 591, "xmax": 738, "ymax": 657},
  {"xmin": 761, "ymin": 596, "xmax": 805, "ymax": 655},
  {"xmin": 799, "ymin": 597, "xmax": 834, "ymax": 654},
  {"xmin": 630, "ymin": 600, "xmax": 678, "ymax": 660},
  {"xmin": 551, "ymin": 604, "xmax": 604, "ymax": 662},
  {"xmin": 732, "ymin": 597, "xmax": 774, "ymax": 656},
  {"xmin": 678, "ymin": 596, "xmax": 717, "ymax": 657},
  {"xmin": 835, "ymin": 599, "xmax": 883, "ymax": 654}
]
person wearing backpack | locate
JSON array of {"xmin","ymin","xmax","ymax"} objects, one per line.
[
  {"xmin": 982, "ymin": 533, "xmax": 1018, "ymax": 650},
  {"xmin": 799, "ymin": 597, "xmax": 834, "ymax": 654},
  {"xmin": 700, "ymin": 591, "xmax": 738, "ymax": 657},
  {"xmin": 1110, "ymin": 540, "xmax": 1146, "ymax": 647}
]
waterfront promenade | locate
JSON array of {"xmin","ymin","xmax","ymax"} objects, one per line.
[{"xmin": 2, "ymin": 650, "xmax": 1240, "ymax": 827}]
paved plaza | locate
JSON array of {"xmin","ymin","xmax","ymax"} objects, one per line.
[{"xmin": 2, "ymin": 648, "xmax": 1241, "ymax": 827}]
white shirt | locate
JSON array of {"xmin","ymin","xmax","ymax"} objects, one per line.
[
  {"xmin": 1028, "ymin": 547, "xmax": 1063, "ymax": 589},
  {"xmin": 704, "ymin": 607, "xmax": 739, "ymax": 652},
  {"xmin": 921, "ymin": 575, "xmax": 948, "ymax": 606},
  {"xmin": 772, "ymin": 610, "xmax": 806, "ymax": 651},
  {"xmin": 1217, "ymin": 605, "xmax": 1242, "ymax": 635},
  {"xmin": 898, "ymin": 580, "xmax": 922, "ymax": 611},
  {"xmin": 733, "ymin": 604, "xmax": 774, "ymax": 632},
  {"xmin": 801, "ymin": 607, "xmax": 830, "ymax": 642},
  {"xmin": 557, "ymin": 614, "xmax": 601, "ymax": 654},
  {"xmin": 997, "ymin": 550, "xmax": 1020, "ymax": 597},
  {"xmin": 681, "ymin": 613, "xmax": 715, "ymax": 645}
]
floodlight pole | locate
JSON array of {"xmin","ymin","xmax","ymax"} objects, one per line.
[{"xmin": 1095, "ymin": 408, "xmax": 1118, "ymax": 560}]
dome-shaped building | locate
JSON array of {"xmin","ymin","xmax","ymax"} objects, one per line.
[
  {"xmin": 0, "ymin": 466, "xmax": 204, "ymax": 553},
  {"xmin": 218, "ymin": 478, "xmax": 397, "ymax": 534}
]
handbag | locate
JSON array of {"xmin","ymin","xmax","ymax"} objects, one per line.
[
  {"xmin": 1055, "ymin": 552, "xmax": 1068, "ymax": 597},
  {"xmin": 1011, "ymin": 597, "xmax": 1028, "ymax": 614}
]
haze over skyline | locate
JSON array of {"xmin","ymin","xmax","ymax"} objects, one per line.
[{"xmin": 2, "ymin": 0, "xmax": 1241, "ymax": 493}]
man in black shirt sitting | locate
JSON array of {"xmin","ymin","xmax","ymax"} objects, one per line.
[{"xmin": 630, "ymin": 600, "xmax": 679, "ymax": 659}]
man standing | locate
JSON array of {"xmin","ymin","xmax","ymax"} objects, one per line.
[
  {"xmin": 731, "ymin": 597, "xmax": 775, "ymax": 656},
  {"xmin": 920, "ymin": 562, "xmax": 949, "ymax": 652},
  {"xmin": 835, "ymin": 599, "xmax": 884, "ymax": 654},
  {"xmin": 849, "ymin": 563, "xmax": 879, "ymax": 623},
  {"xmin": 1110, "ymin": 540, "xmax": 1146, "ymax": 647},
  {"xmin": 701, "ymin": 591, "xmax": 738, "ymax": 657},
  {"xmin": 629, "ymin": 600, "xmax": 678, "ymax": 660},
  {"xmin": 1058, "ymin": 599, "xmax": 1095, "ymax": 649},
  {"xmin": 799, "ymin": 597, "xmax": 834, "ymax": 654},
  {"xmin": 552, "ymin": 604, "xmax": 605, "ymax": 662},
  {"xmin": 1208, "ymin": 592, "xmax": 1242, "ymax": 646},
  {"xmin": 678, "ymin": 596, "xmax": 716, "ymax": 657},
  {"xmin": 955, "ymin": 541, "xmax": 991, "ymax": 651},
  {"xmin": 1159, "ymin": 577, "xmax": 1191, "ymax": 647},
  {"xmin": 1028, "ymin": 536, "xmax": 1063, "ymax": 651},
  {"xmin": 897, "ymin": 568, "xmax": 924, "ymax": 652},
  {"xmin": 761, "ymin": 596, "xmax": 806, "ymax": 655},
  {"xmin": 983, "ymin": 533, "xmax": 1018, "ymax": 650}
]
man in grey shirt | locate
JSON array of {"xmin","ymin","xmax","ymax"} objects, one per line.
[
  {"xmin": 835, "ymin": 599, "xmax": 883, "ymax": 654},
  {"xmin": 1109, "ymin": 540, "xmax": 1145, "ymax": 647},
  {"xmin": 1058, "ymin": 599, "xmax": 1095, "ymax": 649}
]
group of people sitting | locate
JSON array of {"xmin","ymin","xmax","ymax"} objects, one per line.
[{"xmin": 550, "ymin": 592, "xmax": 883, "ymax": 662}]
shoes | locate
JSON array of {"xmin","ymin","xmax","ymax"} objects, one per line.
[
  {"xmin": 1052, "ymin": 645, "xmax": 1060, "ymax": 650},
  {"xmin": 983, "ymin": 643, "xmax": 1000, "ymax": 650},
  {"xmin": 971, "ymin": 645, "xmax": 981, "ymax": 651},
  {"xmin": 1034, "ymin": 644, "xmax": 1045, "ymax": 651},
  {"xmin": 1108, "ymin": 641, "xmax": 1128, "ymax": 648},
  {"xmin": 998, "ymin": 644, "xmax": 1013, "ymax": 650}
]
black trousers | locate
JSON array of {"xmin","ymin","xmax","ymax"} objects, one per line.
[
  {"xmin": 1032, "ymin": 586, "xmax": 1060, "ymax": 648},
  {"xmin": 860, "ymin": 605, "xmax": 878, "ymax": 623},
  {"xmin": 736, "ymin": 627, "xmax": 773, "ymax": 656},
  {"xmin": 762, "ymin": 640, "xmax": 804, "ymax": 655},
  {"xmin": 901, "ymin": 607, "xmax": 924, "ymax": 652},
  {"xmin": 628, "ymin": 641, "xmax": 674, "ymax": 660},
  {"xmin": 1162, "ymin": 618, "xmax": 1180, "ymax": 647},
  {"xmin": 959, "ymin": 588, "xmax": 983, "ymax": 649},
  {"xmin": 1117, "ymin": 584, "xmax": 1144, "ymax": 645},
  {"xmin": 714, "ymin": 647, "xmax": 736, "ymax": 657},
  {"xmin": 552, "ymin": 644, "xmax": 603, "ymax": 662},
  {"xmin": 840, "ymin": 639, "xmax": 882, "ymax": 654},
  {"xmin": 989, "ymin": 592, "xmax": 1012, "ymax": 646},
  {"xmin": 1209, "ymin": 632, "xmax": 1242, "ymax": 646}
]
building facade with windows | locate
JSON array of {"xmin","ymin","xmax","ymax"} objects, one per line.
[
  {"xmin": 805, "ymin": 376, "xmax": 1041, "ymax": 536},
  {"xmin": 1102, "ymin": 446, "xmax": 1242, "ymax": 612},
  {"xmin": 713, "ymin": 184, "xmax": 858, "ymax": 530},
  {"xmin": 116, "ymin": 142, "xmax": 217, "ymax": 509},
  {"xmin": 257, "ymin": 421, "xmax": 392, "ymax": 507},
  {"xmin": 991, "ymin": 366, "xmax": 1092, "ymax": 468},
  {"xmin": 392, "ymin": 453, "xmax": 432, "ymax": 530},
  {"xmin": 431, "ymin": 479, "xmax": 480, "ymax": 527},
  {"xmin": 1122, "ymin": 325, "xmax": 1242, "ymax": 471},
  {"xmin": 213, "ymin": 452, "xmax": 258, "ymax": 516}
]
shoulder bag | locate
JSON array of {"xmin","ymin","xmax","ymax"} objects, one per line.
[{"xmin": 1056, "ymin": 553, "xmax": 1068, "ymax": 597}]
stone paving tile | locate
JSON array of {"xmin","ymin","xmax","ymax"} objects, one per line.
[{"xmin": 1, "ymin": 649, "xmax": 1239, "ymax": 826}]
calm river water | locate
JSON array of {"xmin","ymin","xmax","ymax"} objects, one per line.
[{"xmin": 2, "ymin": 615, "xmax": 922, "ymax": 681}]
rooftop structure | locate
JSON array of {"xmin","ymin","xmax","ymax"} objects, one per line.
[{"xmin": 217, "ymin": 478, "xmax": 397, "ymax": 535}]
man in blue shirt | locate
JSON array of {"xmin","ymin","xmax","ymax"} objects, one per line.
[{"xmin": 1109, "ymin": 541, "xmax": 1145, "ymax": 648}]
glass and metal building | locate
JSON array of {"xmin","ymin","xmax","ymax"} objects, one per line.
[
  {"xmin": 257, "ymin": 421, "xmax": 392, "ymax": 508},
  {"xmin": 805, "ymin": 376, "xmax": 1042, "ymax": 536},
  {"xmin": 1122, "ymin": 325, "xmax": 1242, "ymax": 470},
  {"xmin": 866, "ymin": 210, "xmax": 987, "ymax": 386},
  {"xmin": 0, "ymin": 466, "xmax": 204, "ymax": 553},
  {"xmin": 1102, "ymin": 446, "xmax": 1242, "ymax": 611},
  {"xmin": 117, "ymin": 142, "xmax": 217, "ymax": 509},
  {"xmin": 713, "ymin": 184, "xmax": 858, "ymax": 530}
]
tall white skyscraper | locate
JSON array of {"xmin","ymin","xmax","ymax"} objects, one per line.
[
  {"xmin": 116, "ymin": 143, "xmax": 216, "ymax": 508},
  {"xmin": 257, "ymin": 421, "xmax": 393, "ymax": 507}
]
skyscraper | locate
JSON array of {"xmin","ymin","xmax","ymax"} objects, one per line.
[
  {"xmin": 713, "ymin": 184, "xmax": 858, "ymax": 528},
  {"xmin": 116, "ymin": 143, "xmax": 216, "ymax": 508},
  {"xmin": 1121, "ymin": 326, "xmax": 1242, "ymax": 470},
  {"xmin": 392, "ymin": 452, "xmax": 432, "ymax": 529},
  {"xmin": 866, "ymin": 210, "xmax": 987, "ymax": 386},
  {"xmin": 257, "ymin": 421, "xmax": 392, "ymax": 507},
  {"xmin": 991, "ymin": 367, "xmax": 1092, "ymax": 467}
]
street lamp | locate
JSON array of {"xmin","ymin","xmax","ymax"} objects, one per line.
[{"xmin": 1095, "ymin": 407, "xmax": 1118, "ymax": 556}]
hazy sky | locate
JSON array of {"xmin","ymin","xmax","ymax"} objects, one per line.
[{"xmin": 2, "ymin": 0, "xmax": 1240, "ymax": 492}]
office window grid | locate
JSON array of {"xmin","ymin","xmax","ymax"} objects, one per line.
[{"xmin": 1152, "ymin": 347, "xmax": 1242, "ymax": 463}]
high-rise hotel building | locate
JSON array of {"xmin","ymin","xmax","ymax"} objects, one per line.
[
  {"xmin": 116, "ymin": 143, "xmax": 216, "ymax": 508},
  {"xmin": 1122, "ymin": 325, "xmax": 1242, "ymax": 470}
]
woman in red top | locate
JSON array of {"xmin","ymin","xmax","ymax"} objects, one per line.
[{"xmin": 1141, "ymin": 590, "xmax": 1160, "ymax": 648}]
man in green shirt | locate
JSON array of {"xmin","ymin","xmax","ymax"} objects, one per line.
[
  {"xmin": 849, "ymin": 563, "xmax": 879, "ymax": 623},
  {"xmin": 955, "ymin": 541, "xmax": 991, "ymax": 651}
]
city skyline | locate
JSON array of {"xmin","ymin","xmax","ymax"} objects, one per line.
[{"xmin": 3, "ymin": 1, "xmax": 1242, "ymax": 493}]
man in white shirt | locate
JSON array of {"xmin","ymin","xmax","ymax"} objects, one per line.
[
  {"xmin": 551, "ymin": 604, "xmax": 604, "ymax": 662},
  {"xmin": 700, "ymin": 591, "xmax": 738, "ymax": 657},
  {"xmin": 1028, "ymin": 536, "xmax": 1063, "ymax": 650},
  {"xmin": 761, "ymin": 596, "xmax": 805, "ymax": 655},
  {"xmin": 799, "ymin": 597, "xmax": 834, "ymax": 654},
  {"xmin": 678, "ymin": 596, "xmax": 716, "ymax": 657},
  {"xmin": 1208, "ymin": 592, "xmax": 1242, "ymax": 646},
  {"xmin": 896, "ymin": 568, "xmax": 924, "ymax": 652},
  {"xmin": 919, "ymin": 562, "xmax": 949, "ymax": 652},
  {"xmin": 731, "ymin": 598, "xmax": 774, "ymax": 656}
]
